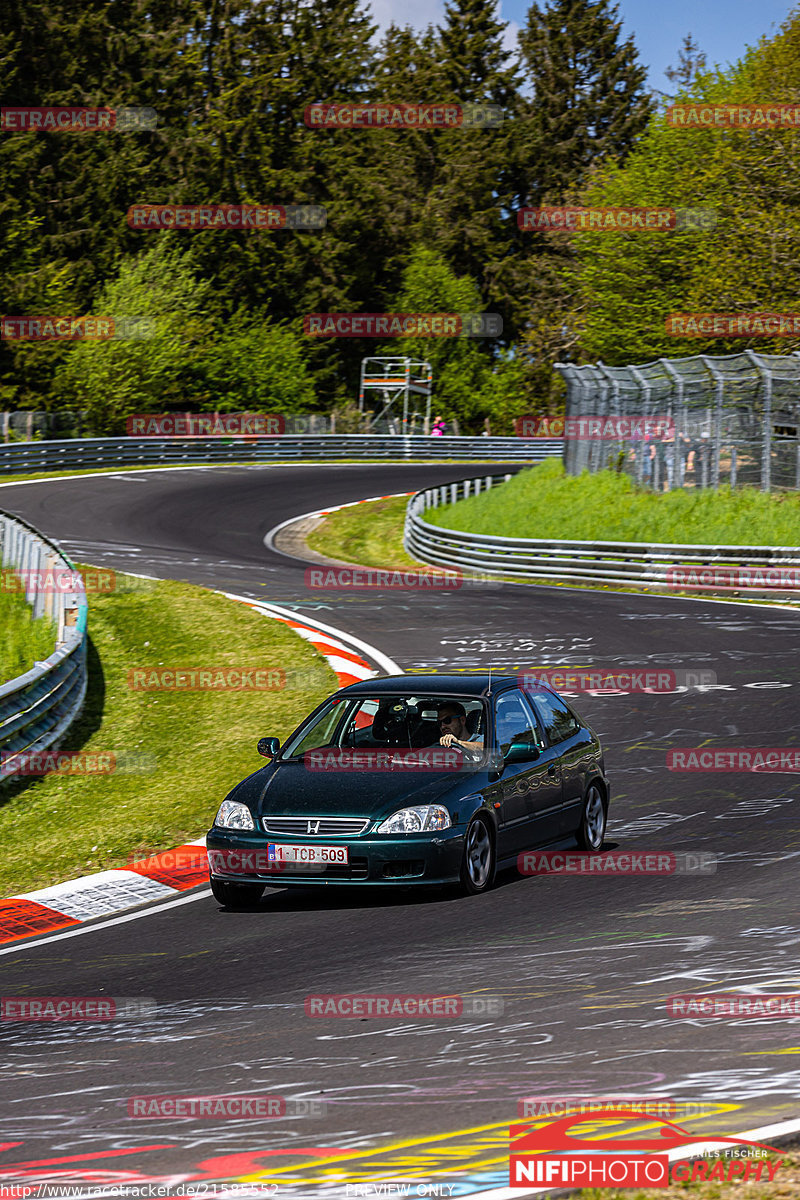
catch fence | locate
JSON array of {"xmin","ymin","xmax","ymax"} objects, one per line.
[{"xmin": 555, "ymin": 352, "xmax": 800, "ymax": 491}]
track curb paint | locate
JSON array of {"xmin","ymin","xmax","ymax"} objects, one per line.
[{"xmin": 0, "ymin": 597, "xmax": 393, "ymax": 947}]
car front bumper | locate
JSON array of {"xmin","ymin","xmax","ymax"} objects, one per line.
[{"xmin": 206, "ymin": 827, "xmax": 465, "ymax": 886}]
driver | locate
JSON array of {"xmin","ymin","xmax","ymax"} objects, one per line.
[{"xmin": 437, "ymin": 702, "xmax": 483, "ymax": 754}]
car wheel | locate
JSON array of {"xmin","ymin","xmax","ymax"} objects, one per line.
[
  {"xmin": 210, "ymin": 878, "xmax": 264, "ymax": 908},
  {"xmin": 575, "ymin": 784, "xmax": 606, "ymax": 851},
  {"xmin": 459, "ymin": 816, "xmax": 496, "ymax": 895}
]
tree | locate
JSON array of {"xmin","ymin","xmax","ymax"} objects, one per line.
[
  {"xmin": 513, "ymin": 0, "xmax": 653, "ymax": 404},
  {"xmin": 195, "ymin": 312, "xmax": 316, "ymax": 412},
  {"xmin": 573, "ymin": 7, "xmax": 800, "ymax": 364},
  {"xmin": 374, "ymin": 247, "xmax": 497, "ymax": 431},
  {"xmin": 664, "ymin": 34, "xmax": 707, "ymax": 92},
  {"xmin": 55, "ymin": 242, "xmax": 210, "ymax": 433},
  {"xmin": 518, "ymin": 0, "xmax": 652, "ymax": 202}
]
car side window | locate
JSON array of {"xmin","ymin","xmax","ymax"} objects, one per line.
[
  {"xmin": 286, "ymin": 700, "xmax": 351, "ymax": 756},
  {"xmin": 527, "ymin": 689, "xmax": 581, "ymax": 745},
  {"xmin": 494, "ymin": 690, "xmax": 540, "ymax": 756}
]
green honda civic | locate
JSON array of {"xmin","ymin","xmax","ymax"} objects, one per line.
[{"xmin": 206, "ymin": 672, "xmax": 609, "ymax": 905}]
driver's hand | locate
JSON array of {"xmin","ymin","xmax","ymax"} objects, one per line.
[{"xmin": 440, "ymin": 733, "xmax": 458, "ymax": 747}]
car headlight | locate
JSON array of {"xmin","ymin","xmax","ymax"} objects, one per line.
[
  {"xmin": 377, "ymin": 804, "xmax": 452, "ymax": 834},
  {"xmin": 214, "ymin": 800, "xmax": 255, "ymax": 830}
]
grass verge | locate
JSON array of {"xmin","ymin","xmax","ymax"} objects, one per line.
[
  {"xmin": 0, "ymin": 568, "xmax": 337, "ymax": 895},
  {"xmin": 0, "ymin": 589, "xmax": 56, "ymax": 685},
  {"xmin": 306, "ymin": 496, "xmax": 419, "ymax": 570},
  {"xmin": 427, "ymin": 459, "xmax": 800, "ymax": 546}
]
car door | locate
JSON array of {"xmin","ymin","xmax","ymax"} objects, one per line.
[
  {"xmin": 525, "ymin": 687, "xmax": 595, "ymax": 837},
  {"xmin": 488, "ymin": 688, "xmax": 564, "ymax": 859}
]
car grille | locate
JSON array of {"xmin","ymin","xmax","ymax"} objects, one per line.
[{"xmin": 262, "ymin": 816, "xmax": 372, "ymax": 837}]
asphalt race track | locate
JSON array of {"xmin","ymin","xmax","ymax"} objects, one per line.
[{"xmin": 2, "ymin": 462, "xmax": 799, "ymax": 1197}]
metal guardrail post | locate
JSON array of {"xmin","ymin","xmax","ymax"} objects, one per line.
[
  {"xmin": 745, "ymin": 351, "xmax": 773, "ymax": 493},
  {"xmin": 403, "ymin": 473, "xmax": 800, "ymax": 603},
  {"xmin": 0, "ymin": 511, "xmax": 88, "ymax": 783}
]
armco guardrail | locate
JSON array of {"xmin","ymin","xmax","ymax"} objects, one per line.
[
  {"xmin": 0, "ymin": 435, "xmax": 564, "ymax": 474},
  {"xmin": 404, "ymin": 474, "xmax": 800, "ymax": 602},
  {"xmin": 0, "ymin": 512, "xmax": 88, "ymax": 781}
]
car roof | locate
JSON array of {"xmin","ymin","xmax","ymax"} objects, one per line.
[{"xmin": 335, "ymin": 673, "xmax": 548, "ymax": 698}]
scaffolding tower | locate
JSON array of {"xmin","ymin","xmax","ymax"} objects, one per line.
[{"xmin": 359, "ymin": 357, "xmax": 433, "ymax": 433}]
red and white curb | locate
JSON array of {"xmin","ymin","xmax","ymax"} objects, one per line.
[{"xmin": 0, "ymin": 598, "xmax": 398, "ymax": 947}]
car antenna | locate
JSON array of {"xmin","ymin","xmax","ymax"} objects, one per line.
[{"xmin": 487, "ymin": 664, "xmax": 492, "ymax": 695}]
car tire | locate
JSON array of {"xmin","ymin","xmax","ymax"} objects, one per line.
[
  {"xmin": 575, "ymin": 783, "xmax": 606, "ymax": 851},
  {"xmin": 459, "ymin": 816, "xmax": 496, "ymax": 895},
  {"xmin": 210, "ymin": 878, "xmax": 265, "ymax": 908}
]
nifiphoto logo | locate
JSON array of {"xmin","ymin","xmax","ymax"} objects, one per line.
[{"xmin": 509, "ymin": 1110, "xmax": 783, "ymax": 1188}]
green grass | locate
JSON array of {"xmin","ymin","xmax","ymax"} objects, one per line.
[
  {"xmin": 0, "ymin": 588, "xmax": 57, "ymax": 685},
  {"xmin": 306, "ymin": 496, "xmax": 420, "ymax": 569},
  {"xmin": 0, "ymin": 568, "xmax": 337, "ymax": 895},
  {"xmin": 426, "ymin": 460, "xmax": 800, "ymax": 546}
]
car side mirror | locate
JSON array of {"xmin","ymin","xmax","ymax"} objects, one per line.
[
  {"xmin": 257, "ymin": 736, "xmax": 281, "ymax": 759},
  {"xmin": 505, "ymin": 740, "xmax": 541, "ymax": 764}
]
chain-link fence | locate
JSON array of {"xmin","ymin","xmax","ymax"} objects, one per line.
[{"xmin": 554, "ymin": 352, "xmax": 800, "ymax": 491}]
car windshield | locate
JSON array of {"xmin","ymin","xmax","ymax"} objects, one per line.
[{"xmin": 281, "ymin": 694, "xmax": 486, "ymax": 765}]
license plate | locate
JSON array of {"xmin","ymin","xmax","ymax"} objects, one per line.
[{"xmin": 267, "ymin": 843, "xmax": 348, "ymax": 865}]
